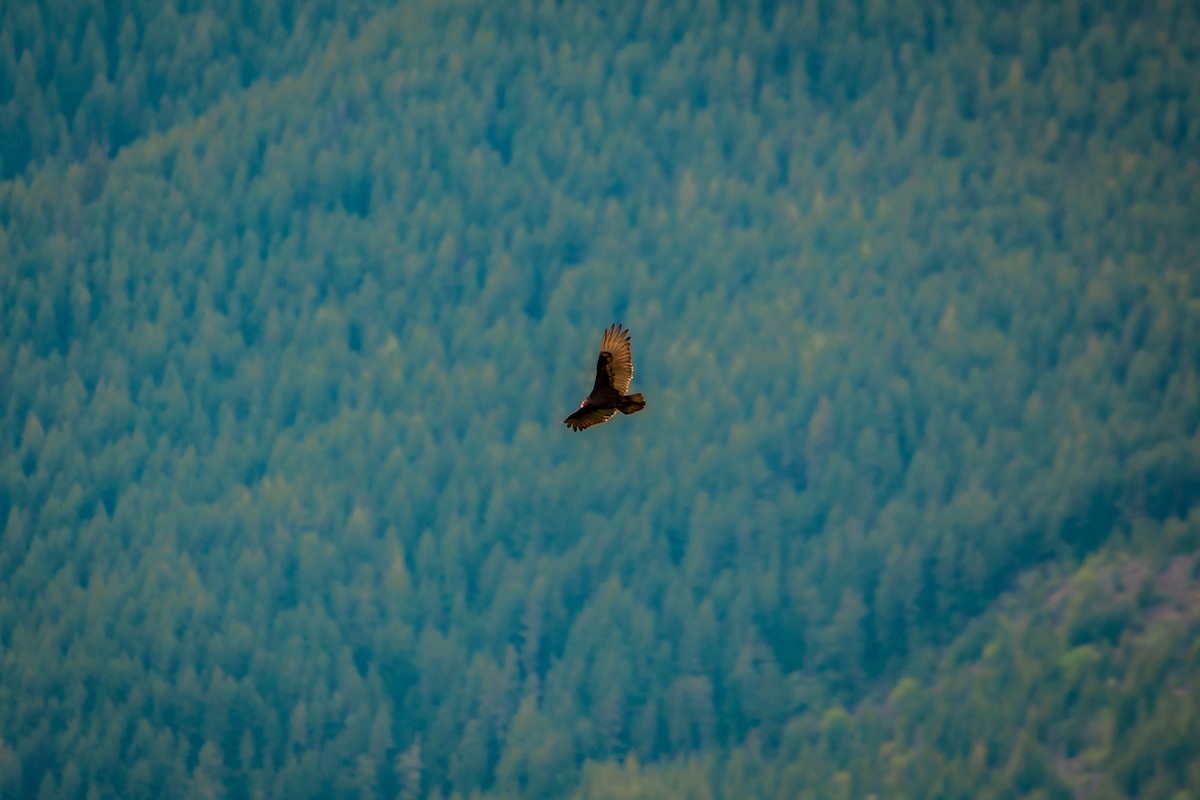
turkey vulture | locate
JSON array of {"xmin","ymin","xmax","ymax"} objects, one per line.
[{"xmin": 564, "ymin": 323, "xmax": 646, "ymax": 431}]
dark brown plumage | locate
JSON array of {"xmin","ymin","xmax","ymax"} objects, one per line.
[{"xmin": 564, "ymin": 323, "xmax": 646, "ymax": 432}]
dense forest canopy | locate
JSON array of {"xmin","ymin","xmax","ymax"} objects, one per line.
[{"xmin": 2, "ymin": 0, "xmax": 1199, "ymax": 797}]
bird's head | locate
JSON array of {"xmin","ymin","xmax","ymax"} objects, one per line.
[{"xmin": 578, "ymin": 398, "xmax": 588, "ymax": 409}]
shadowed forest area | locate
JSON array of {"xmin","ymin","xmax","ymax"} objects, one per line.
[{"xmin": 2, "ymin": 0, "xmax": 1199, "ymax": 797}]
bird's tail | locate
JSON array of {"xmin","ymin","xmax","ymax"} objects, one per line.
[{"xmin": 619, "ymin": 393, "xmax": 646, "ymax": 415}]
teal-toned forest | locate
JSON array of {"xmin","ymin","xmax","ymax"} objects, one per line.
[{"xmin": 2, "ymin": 0, "xmax": 1199, "ymax": 797}]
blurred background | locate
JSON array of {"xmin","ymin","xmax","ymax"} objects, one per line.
[{"xmin": 2, "ymin": 0, "xmax": 1199, "ymax": 797}]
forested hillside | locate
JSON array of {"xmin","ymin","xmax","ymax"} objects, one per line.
[
  {"xmin": 574, "ymin": 512, "xmax": 1200, "ymax": 799},
  {"xmin": 2, "ymin": 0, "xmax": 1199, "ymax": 797}
]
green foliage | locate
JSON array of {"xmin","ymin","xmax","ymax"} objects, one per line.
[
  {"xmin": 2, "ymin": 0, "xmax": 1199, "ymax": 797},
  {"xmin": 0, "ymin": 0, "xmax": 391, "ymax": 179},
  {"xmin": 570, "ymin": 530, "xmax": 1200, "ymax": 798}
]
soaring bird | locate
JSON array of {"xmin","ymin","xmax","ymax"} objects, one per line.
[{"xmin": 564, "ymin": 323, "xmax": 647, "ymax": 431}]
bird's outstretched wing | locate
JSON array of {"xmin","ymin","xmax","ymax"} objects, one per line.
[
  {"xmin": 591, "ymin": 323, "xmax": 634, "ymax": 395},
  {"xmin": 564, "ymin": 405, "xmax": 617, "ymax": 431}
]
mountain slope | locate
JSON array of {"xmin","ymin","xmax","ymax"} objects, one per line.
[
  {"xmin": 1, "ymin": 0, "xmax": 1198, "ymax": 797},
  {"xmin": 573, "ymin": 512, "xmax": 1200, "ymax": 799}
]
